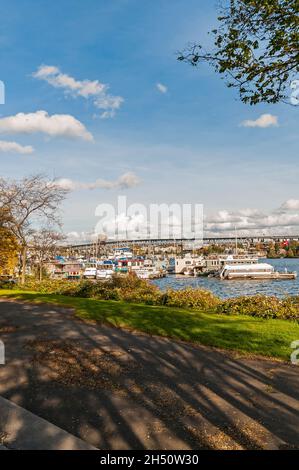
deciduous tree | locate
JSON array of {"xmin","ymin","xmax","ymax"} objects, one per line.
[
  {"xmin": 0, "ymin": 208, "xmax": 18, "ymax": 276},
  {"xmin": 178, "ymin": 0, "xmax": 299, "ymax": 104},
  {"xmin": 0, "ymin": 175, "xmax": 67, "ymax": 284},
  {"xmin": 29, "ymin": 229, "xmax": 65, "ymax": 281}
]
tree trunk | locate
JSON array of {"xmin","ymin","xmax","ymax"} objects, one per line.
[
  {"xmin": 39, "ymin": 262, "xmax": 43, "ymax": 281},
  {"xmin": 21, "ymin": 246, "xmax": 27, "ymax": 285}
]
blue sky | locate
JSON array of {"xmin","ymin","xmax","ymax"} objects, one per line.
[{"xmin": 0, "ymin": 0, "xmax": 298, "ymax": 239}]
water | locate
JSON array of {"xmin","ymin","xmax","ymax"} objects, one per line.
[{"xmin": 153, "ymin": 258, "xmax": 299, "ymax": 299}]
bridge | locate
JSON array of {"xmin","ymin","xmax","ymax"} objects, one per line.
[{"xmin": 63, "ymin": 235, "xmax": 299, "ymax": 255}]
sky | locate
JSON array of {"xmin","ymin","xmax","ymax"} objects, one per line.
[{"xmin": 0, "ymin": 0, "xmax": 298, "ymax": 241}]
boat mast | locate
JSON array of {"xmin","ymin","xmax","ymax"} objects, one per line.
[{"xmin": 235, "ymin": 226, "xmax": 238, "ymax": 255}]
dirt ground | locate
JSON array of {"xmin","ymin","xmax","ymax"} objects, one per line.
[{"xmin": 0, "ymin": 298, "xmax": 298, "ymax": 450}]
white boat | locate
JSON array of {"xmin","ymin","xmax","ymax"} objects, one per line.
[
  {"xmin": 135, "ymin": 269, "xmax": 151, "ymax": 279},
  {"xmin": 183, "ymin": 269, "xmax": 195, "ymax": 276},
  {"xmin": 113, "ymin": 247, "xmax": 133, "ymax": 259},
  {"xmin": 83, "ymin": 267, "xmax": 97, "ymax": 279},
  {"xmin": 96, "ymin": 269, "xmax": 114, "ymax": 279},
  {"xmin": 220, "ymin": 263, "xmax": 297, "ymax": 280},
  {"xmin": 175, "ymin": 255, "xmax": 204, "ymax": 274},
  {"xmin": 135, "ymin": 267, "xmax": 162, "ymax": 279}
]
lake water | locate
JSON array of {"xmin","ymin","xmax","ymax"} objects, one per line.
[{"xmin": 153, "ymin": 258, "xmax": 299, "ymax": 299}]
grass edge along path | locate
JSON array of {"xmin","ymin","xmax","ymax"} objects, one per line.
[{"xmin": 0, "ymin": 289, "xmax": 298, "ymax": 361}]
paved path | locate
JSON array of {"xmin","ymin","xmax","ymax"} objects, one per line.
[
  {"xmin": 0, "ymin": 298, "xmax": 298, "ymax": 450},
  {"xmin": 0, "ymin": 395, "xmax": 96, "ymax": 450}
]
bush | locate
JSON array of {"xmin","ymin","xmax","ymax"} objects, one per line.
[
  {"xmin": 19, "ymin": 278, "xmax": 80, "ymax": 295},
  {"xmin": 161, "ymin": 287, "xmax": 220, "ymax": 310},
  {"xmin": 0, "ymin": 279, "xmax": 16, "ymax": 289},
  {"xmin": 12, "ymin": 275, "xmax": 299, "ymax": 321},
  {"xmin": 216, "ymin": 295, "xmax": 299, "ymax": 320},
  {"xmin": 19, "ymin": 274, "xmax": 162, "ymax": 305},
  {"xmin": 92, "ymin": 273, "xmax": 162, "ymax": 304}
]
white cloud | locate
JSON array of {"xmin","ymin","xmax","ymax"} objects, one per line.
[
  {"xmin": 66, "ymin": 231, "xmax": 100, "ymax": 243},
  {"xmin": 33, "ymin": 65, "xmax": 124, "ymax": 118},
  {"xmin": 0, "ymin": 140, "xmax": 34, "ymax": 154},
  {"xmin": 204, "ymin": 205, "xmax": 299, "ymax": 236},
  {"xmin": 280, "ymin": 199, "xmax": 299, "ymax": 211},
  {"xmin": 55, "ymin": 172, "xmax": 140, "ymax": 191},
  {"xmin": 67, "ymin": 200, "xmax": 299, "ymax": 242},
  {"xmin": 240, "ymin": 114, "xmax": 278, "ymax": 128},
  {"xmin": 101, "ymin": 213, "xmax": 147, "ymax": 238},
  {"xmin": 0, "ymin": 111, "xmax": 93, "ymax": 141},
  {"xmin": 156, "ymin": 83, "xmax": 168, "ymax": 94}
]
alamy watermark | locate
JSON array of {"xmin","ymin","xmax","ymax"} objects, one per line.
[
  {"xmin": 290, "ymin": 340, "xmax": 299, "ymax": 365},
  {"xmin": 290, "ymin": 79, "xmax": 299, "ymax": 106},
  {"xmin": 94, "ymin": 196, "xmax": 203, "ymax": 244},
  {"xmin": 0, "ymin": 340, "xmax": 5, "ymax": 365},
  {"xmin": 0, "ymin": 80, "xmax": 5, "ymax": 104}
]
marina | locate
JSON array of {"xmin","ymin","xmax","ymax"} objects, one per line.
[
  {"xmin": 42, "ymin": 246, "xmax": 299, "ymax": 299},
  {"xmin": 154, "ymin": 258, "xmax": 299, "ymax": 299}
]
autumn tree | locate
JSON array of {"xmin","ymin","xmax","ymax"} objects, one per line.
[
  {"xmin": 0, "ymin": 175, "xmax": 67, "ymax": 284},
  {"xmin": 178, "ymin": 0, "xmax": 299, "ymax": 105},
  {"xmin": 0, "ymin": 208, "xmax": 18, "ymax": 276},
  {"xmin": 29, "ymin": 229, "xmax": 65, "ymax": 281}
]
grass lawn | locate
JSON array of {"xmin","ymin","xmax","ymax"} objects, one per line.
[{"xmin": 0, "ymin": 289, "xmax": 298, "ymax": 360}]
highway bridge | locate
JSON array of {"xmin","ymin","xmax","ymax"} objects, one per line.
[{"xmin": 64, "ymin": 235, "xmax": 299, "ymax": 254}]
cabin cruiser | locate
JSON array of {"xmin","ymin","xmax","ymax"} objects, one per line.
[
  {"xmin": 112, "ymin": 247, "xmax": 133, "ymax": 259},
  {"xmin": 220, "ymin": 263, "xmax": 297, "ymax": 280},
  {"xmin": 96, "ymin": 260, "xmax": 114, "ymax": 279},
  {"xmin": 175, "ymin": 255, "xmax": 205, "ymax": 275},
  {"xmin": 135, "ymin": 267, "xmax": 163, "ymax": 279},
  {"xmin": 83, "ymin": 267, "xmax": 97, "ymax": 279},
  {"xmin": 96, "ymin": 269, "xmax": 114, "ymax": 279}
]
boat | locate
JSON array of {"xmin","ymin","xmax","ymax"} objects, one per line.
[
  {"xmin": 183, "ymin": 269, "xmax": 196, "ymax": 276},
  {"xmin": 174, "ymin": 255, "xmax": 205, "ymax": 275},
  {"xmin": 83, "ymin": 267, "xmax": 97, "ymax": 279},
  {"xmin": 112, "ymin": 247, "xmax": 133, "ymax": 259},
  {"xmin": 96, "ymin": 269, "xmax": 114, "ymax": 279},
  {"xmin": 95, "ymin": 260, "xmax": 114, "ymax": 279},
  {"xmin": 220, "ymin": 263, "xmax": 297, "ymax": 280},
  {"xmin": 135, "ymin": 267, "xmax": 163, "ymax": 279}
]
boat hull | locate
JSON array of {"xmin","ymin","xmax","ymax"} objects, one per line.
[{"xmin": 225, "ymin": 272, "xmax": 297, "ymax": 280}]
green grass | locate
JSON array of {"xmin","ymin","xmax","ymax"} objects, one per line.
[{"xmin": 1, "ymin": 289, "xmax": 299, "ymax": 360}]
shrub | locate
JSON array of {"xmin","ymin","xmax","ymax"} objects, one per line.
[
  {"xmin": 20, "ymin": 278, "xmax": 80, "ymax": 295},
  {"xmin": 11, "ymin": 274, "xmax": 299, "ymax": 321},
  {"xmin": 97, "ymin": 273, "xmax": 162, "ymax": 304},
  {"xmin": 162, "ymin": 287, "xmax": 220, "ymax": 310},
  {"xmin": 217, "ymin": 295, "xmax": 299, "ymax": 320},
  {"xmin": 0, "ymin": 279, "xmax": 15, "ymax": 289}
]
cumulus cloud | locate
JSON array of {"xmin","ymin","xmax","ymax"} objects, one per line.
[
  {"xmin": 156, "ymin": 83, "xmax": 167, "ymax": 94},
  {"xmin": 101, "ymin": 213, "xmax": 147, "ymax": 238},
  {"xmin": 204, "ymin": 205, "xmax": 299, "ymax": 237},
  {"xmin": 66, "ymin": 231, "xmax": 102, "ymax": 243},
  {"xmin": 280, "ymin": 199, "xmax": 299, "ymax": 211},
  {"xmin": 0, "ymin": 111, "xmax": 93, "ymax": 141},
  {"xmin": 55, "ymin": 172, "xmax": 140, "ymax": 191},
  {"xmin": 240, "ymin": 114, "xmax": 278, "ymax": 128},
  {"xmin": 0, "ymin": 140, "xmax": 34, "ymax": 154},
  {"xmin": 67, "ymin": 200, "xmax": 299, "ymax": 243},
  {"xmin": 33, "ymin": 65, "xmax": 124, "ymax": 118}
]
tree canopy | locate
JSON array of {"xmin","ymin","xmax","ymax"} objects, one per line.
[
  {"xmin": 0, "ymin": 175, "xmax": 67, "ymax": 283},
  {"xmin": 178, "ymin": 0, "xmax": 299, "ymax": 105},
  {"xmin": 0, "ymin": 208, "xmax": 18, "ymax": 276}
]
